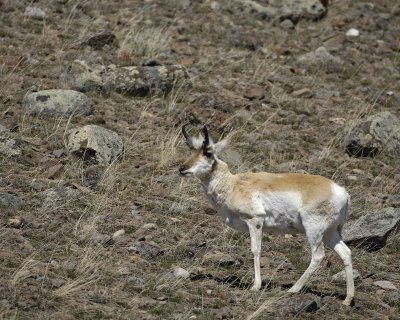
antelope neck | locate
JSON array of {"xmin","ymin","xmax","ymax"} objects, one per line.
[{"xmin": 200, "ymin": 159, "xmax": 234, "ymax": 196}]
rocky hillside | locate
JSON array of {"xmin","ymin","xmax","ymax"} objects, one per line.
[{"xmin": 0, "ymin": 0, "xmax": 399, "ymax": 319}]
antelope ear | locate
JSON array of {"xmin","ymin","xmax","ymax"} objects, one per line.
[
  {"xmin": 213, "ymin": 138, "xmax": 230, "ymax": 154},
  {"xmin": 182, "ymin": 124, "xmax": 193, "ymax": 149}
]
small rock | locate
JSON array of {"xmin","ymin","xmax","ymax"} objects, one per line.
[
  {"xmin": 53, "ymin": 149, "xmax": 65, "ymax": 158},
  {"xmin": 373, "ymin": 281, "xmax": 398, "ymax": 291},
  {"xmin": 323, "ymin": 34, "xmax": 346, "ymax": 51},
  {"xmin": 23, "ymin": 89, "xmax": 93, "ymax": 118},
  {"xmin": 47, "ymin": 163, "xmax": 64, "ymax": 179},
  {"xmin": 232, "ymin": 31, "xmax": 262, "ymax": 51},
  {"xmin": 292, "ymin": 88, "xmax": 312, "ymax": 98},
  {"xmin": 134, "ymin": 223, "xmax": 158, "ymax": 240},
  {"xmin": 173, "ymin": 267, "xmax": 190, "ymax": 279},
  {"xmin": 85, "ymin": 32, "xmax": 117, "ymax": 50},
  {"xmin": 343, "ymin": 207, "xmax": 400, "ymax": 251},
  {"xmin": 7, "ymin": 217, "xmax": 23, "ymax": 228},
  {"xmin": 128, "ymin": 241, "xmax": 164, "ymax": 257},
  {"xmin": 280, "ymin": 19, "xmax": 294, "ymax": 29},
  {"xmin": 206, "ymin": 289, "xmax": 212, "ymax": 295},
  {"xmin": 67, "ymin": 125, "xmax": 124, "ymax": 165},
  {"xmin": 244, "ymin": 84, "xmax": 265, "ymax": 100},
  {"xmin": 204, "ymin": 251, "xmax": 241, "ymax": 267},
  {"xmin": 91, "ymin": 232, "xmax": 112, "ymax": 245},
  {"xmin": 157, "ymin": 296, "xmax": 167, "ymax": 302},
  {"xmin": 242, "ymin": 0, "xmax": 326, "ymax": 21},
  {"xmin": 31, "ymin": 180, "xmax": 45, "ymax": 192},
  {"xmin": 113, "ymin": 229, "xmax": 125, "ymax": 239},
  {"xmin": 210, "ymin": 1, "xmax": 220, "ymax": 10},
  {"xmin": 345, "ymin": 175, "xmax": 358, "ymax": 182},
  {"xmin": 82, "ymin": 165, "xmax": 104, "ymax": 187},
  {"xmin": 346, "ymin": 111, "xmax": 400, "ymax": 157},
  {"xmin": 0, "ymin": 192, "xmax": 21, "ymax": 211},
  {"xmin": 0, "ymin": 124, "xmax": 7, "ymax": 132},
  {"xmin": 0, "ymin": 135, "xmax": 21, "ymax": 157},
  {"xmin": 297, "ymin": 47, "xmax": 343, "ymax": 73},
  {"xmin": 24, "ymin": 6, "xmax": 45, "ymax": 19},
  {"xmin": 332, "ymin": 269, "xmax": 361, "ymax": 283},
  {"xmin": 276, "ymin": 294, "xmax": 320, "ymax": 314},
  {"xmin": 129, "ymin": 255, "xmax": 150, "ymax": 267},
  {"xmin": 346, "ymin": 28, "xmax": 360, "ymax": 37}
]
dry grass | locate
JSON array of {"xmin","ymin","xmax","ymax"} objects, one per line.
[
  {"xmin": 10, "ymin": 255, "xmax": 40, "ymax": 287},
  {"xmin": 118, "ymin": 25, "xmax": 172, "ymax": 62}
]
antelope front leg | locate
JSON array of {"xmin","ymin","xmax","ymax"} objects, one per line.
[{"xmin": 247, "ymin": 220, "xmax": 263, "ymax": 291}]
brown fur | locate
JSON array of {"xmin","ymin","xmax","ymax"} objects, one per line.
[
  {"xmin": 181, "ymin": 149, "xmax": 202, "ymax": 171},
  {"xmin": 233, "ymin": 172, "xmax": 332, "ymax": 207}
]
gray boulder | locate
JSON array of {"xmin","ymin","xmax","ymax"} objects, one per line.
[
  {"xmin": 67, "ymin": 125, "xmax": 123, "ymax": 165},
  {"xmin": 346, "ymin": 111, "xmax": 400, "ymax": 157},
  {"xmin": 343, "ymin": 207, "xmax": 400, "ymax": 251},
  {"xmin": 60, "ymin": 60, "xmax": 188, "ymax": 96},
  {"xmin": 23, "ymin": 89, "xmax": 92, "ymax": 118},
  {"xmin": 60, "ymin": 60, "xmax": 104, "ymax": 92}
]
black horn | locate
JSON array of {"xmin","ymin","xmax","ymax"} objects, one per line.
[{"xmin": 202, "ymin": 125, "xmax": 210, "ymax": 148}]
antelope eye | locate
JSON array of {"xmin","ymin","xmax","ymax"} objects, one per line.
[{"xmin": 204, "ymin": 151, "xmax": 213, "ymax": 158}]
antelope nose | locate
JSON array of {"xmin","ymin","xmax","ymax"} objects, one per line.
[{"xmin": 179, "ymin": 166, "xmax": 185, "ymax": 174}]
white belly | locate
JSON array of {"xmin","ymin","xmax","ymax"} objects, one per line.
[{"xmin": 218, "ymin": 207, "xmax": 249, "ymax": 232}]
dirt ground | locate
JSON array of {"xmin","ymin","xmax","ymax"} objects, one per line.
[{"xmin": 0, "ymin": 0, "xmax": 399, "ymax": 319}]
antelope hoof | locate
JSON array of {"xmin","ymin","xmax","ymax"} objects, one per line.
[
  {"xmin": 342, "ymin": 298, "xmax": 353, "ymax": 306},
  {"xmin": 250, "ymin": 284, "xmax": 261, "ymax": 291}
]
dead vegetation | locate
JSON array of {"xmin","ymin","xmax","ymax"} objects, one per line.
[{"xmin": 0, "ymin": 0, "xmax": 399, "ymax": 319}]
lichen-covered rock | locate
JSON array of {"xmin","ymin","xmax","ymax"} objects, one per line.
[
  {"xmin": 242, "ymin": 0, "xmax": 326, "ymax": 21},
  {"xmin": 346, "ymin": 111, "xmax": 400, "ymax": 157},
  {"xmin": 23, "ymin": 89, "xmax": 93, "ymax": 118},
  {"xmin": 60, "ymin": 60, "xmax": 104, "ymax": 92},
  {"xmin": 60, "ymin": 60, "xmax": 188, "ymax": 96},
  {"xmin": 0, "ymin": 129, "xmax": 21, "ymax": 157},
  {"xmin": 0, "ymin": 192, "xmax": 21, "ymax": 211},
  {"xmin": 107, "ymin": 64, "xmax": 188, "ymax": 96},
  {"xmin": 342, "ymin": 207, "xmax": 400, "ymax": 251},
  {"xmin": 67, "ymin": 125, "xmax": 123, "ymax": 165},
  {"xmin": 297, "ymin": 47, "xmax": 343, "ymax": 72}
]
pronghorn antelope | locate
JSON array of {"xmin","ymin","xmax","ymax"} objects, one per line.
[{"xmin": 179, "ymin": 125, "xmax": 354, "ymax": 306}]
